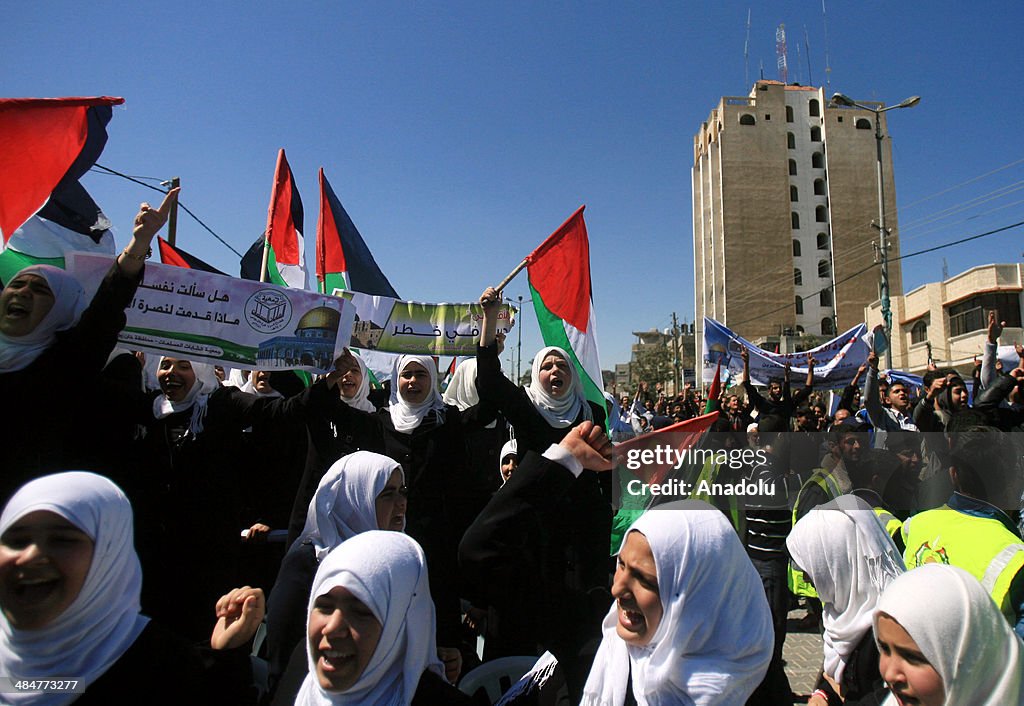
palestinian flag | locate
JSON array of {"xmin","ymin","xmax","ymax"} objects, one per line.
[
  {"xmin": 439, "ymin": 356, "xmax": 459, "ymax": 392},
  {"xmin": 0, "ymin": 180, "xmax": 117, "ymax": 284},
  {"xmin": 157, "ymin": 237, "xmax": 226, "ymax": 275},
  {"xmin": 315, "ymin": 168, "xmax": 398, "ymax": 297},
  {"xmin": 525, "ymin": 206, "xmax": 603, "ymax": 409},
  {"xmin": 704, "ymin": 361, "xmax": 722, "ymax": 414},
  {"xmin": 0, "ymin": 96, "xmax": 124, "ymax": 241},
  {"xmin": 240, "ymin": 149, "xmax": 306, "ymax": 288}
]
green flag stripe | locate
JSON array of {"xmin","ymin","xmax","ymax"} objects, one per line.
[
  {"xmin": 529, "ymin": 282, "xmax": 603, "ymax": 409},
  {"xmin": 264, "ymin": 245, "xmax": 289, "ymax": 287},
  {"xmin": 0, "ymin": 249, "xmax": 65, "ymax": 284}
]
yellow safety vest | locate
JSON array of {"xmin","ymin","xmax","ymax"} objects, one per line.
[
  {"xmin": 788, "ymin": 470, "xmax": 845, "ymax": 599},
  {"xmin": 873, "ymin": 506, "xmax": 904, "ymax": 549},
  {"xmin": 903, "ymin": 506, "xmax": 1024, "ymax": 626},
  {"xmin": 692, "ymin": 458, "xmax": 744, "ymax": 538}
]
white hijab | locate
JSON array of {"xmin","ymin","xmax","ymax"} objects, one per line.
[
  {"xmin": 876, "ymin": 564, "xmax": 1024, "ymax": 706},
  {"xmin": 582, "ymin": 501, "xmax": 773, "ymax": 706},
  {"xmin": 388, "ymin": 355, "xmax": 445, "ymax": 433},
  {"xmin": 787, "ymin": 494, "xmax": 905, "ymax": 684},
  {"xmin": 240, "ymin": 371, "xmax": 282, "ymax": 399},
  {"xmin": 0, "ymin": 265, "xmax": 87, "ymax": 373},
  {"xmin": 151, "ymin": 357, "xmax": 221, "ymax": 436},
  {"xmin": 340, "ymin": 354, "xmax": 376, "ymax": 413},
  {"xmin": 498, "ymin": 438, "xmax": 517, "ymax": 485},
  {"xmin": 0, "ymin": 472, "xmax": 149, "ymax": 706},
  {"xmin": 525, "ymin": 346, "xmax": 591, "ymax": 428},
  {"xmin": 295, "ymin": 531, "xmax": 444, "ymax": 706},
  {"xmin": 442, "ymin": 358, "xmax": 479, "ymax": 411},
  {"xmin": 300, "ymin": 451, "xmax": 405, "ymax": 561}
]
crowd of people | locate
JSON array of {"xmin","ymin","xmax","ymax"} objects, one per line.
[{"xmin": 0, "ymin": 195, "xmax": 1022, "ymax": 705}]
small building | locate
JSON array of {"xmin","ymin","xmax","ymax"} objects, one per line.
[{"xmin": 257, "ymin": 306, "xmax": 342, "ymax": 369}]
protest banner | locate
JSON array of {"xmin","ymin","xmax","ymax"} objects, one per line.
[
  {"xmin": 333, "ymin": 287, "xmax": 515, "ymax": 357},
  {"xmin": 702, "ymin": 316, "xmax": 869, "ymax": 389},
  {"xmin": 69, "ymin": 253, "xmax": 355, "ymax": 373}
]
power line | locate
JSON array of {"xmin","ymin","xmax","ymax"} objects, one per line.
[{"xmin": 91, "ymin": 164, "xmax": 244, "ymax": 258}]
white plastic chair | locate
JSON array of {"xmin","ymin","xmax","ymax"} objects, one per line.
[{"xmin": 458, "ymin": 656, "xmax": 539, "ymax": 704}]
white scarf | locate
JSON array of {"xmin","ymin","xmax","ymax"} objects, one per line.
[
  {"xmin": 498, "ymin": 438, "xmax": 517, "ymax": 485},
  {"xmin": 442, "ymin": 358, "xmax": 479, "ymax": 411},
  {"xmin": 582, "ymin": 501, "xmax": 773, "ymax": 706},
  {"xmin": 876, "ymin": 564, "xmax": 1024, "ymax": 706},
  {"xmin": 300, "ymin": 451, "xmax": 404, "ymax": 561},
  {"xmin": 0, "ymin": 472, "xmax": 149, "ymax": 706},
  {"xmin": 525, "ymin": 346, "xmax": 591, "ymax": 428},
  {"xmin": 151, "ymin": 358, "xmax": 221, "ymax": 436},
  {"xmin": 787, "ymin": 494, "xmax": 905, "ymax": 684},
  {"xmin": 341, "ymin": 354, "xmax": 376, "ymax": 413},
  {"xmin": 387, "ymin": 355, "xmax": 445, "ymax": 433},
  {"xmin": 295, "ymin": 532, "xmax": 444, "ymax": 705},
  {"xmin": 0, "ymin": 265, "xmax": 86, "ymax": 373}
]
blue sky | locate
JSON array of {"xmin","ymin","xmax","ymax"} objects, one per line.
[{"xmin": 6, "ymin": 1, "xmax": 1024, "ymax": 373}]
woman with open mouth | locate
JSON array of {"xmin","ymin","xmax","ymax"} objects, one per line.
[
  {"xmin": 0, "ymin": 471, "xmax": 263, "ymax": 704},
  {"xmin": 581, "ymin": 500, "xmax": 773, "ymax": 705},
  {"xmin": 871, "ymin": 564, "xmax": 1023, "ymax": 706},
  {"xmin": 283, "ymin": 530, "xmax": 473, "ymax": 705},
  {"xmin": 266, "ymin": 451, "xmax": 408, "ymax": 700},
  {"xmin": 0, "ymin": 190, "xmax": 177, "ymax": 503}
]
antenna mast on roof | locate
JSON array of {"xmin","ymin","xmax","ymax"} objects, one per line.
[
  {"xmin": 822, "ymin": 0, "xmax": 832, "ymax": 88},
  {"xmin": 744, "ymin": 8, "xmax": 752, "ymax": 87},
  {"xmin": 776, "ymin": 23, "xmax": 789, "ymax": 84},
  {"xmin": 804, "ymin": 26, "xmax": 813, "ymax": 86}
]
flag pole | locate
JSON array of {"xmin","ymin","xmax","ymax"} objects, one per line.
[
  {"xmin": 493, "ymin": 258, "xmax": 528, "ymax": 293},
  {"xmin": 259, "ymin": 231, "xmax": 271, "ymax": 283}
]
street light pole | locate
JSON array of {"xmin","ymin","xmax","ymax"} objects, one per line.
[{"xmin": 831, "ymin": 92, "xmax": 920, "ymax": 370}]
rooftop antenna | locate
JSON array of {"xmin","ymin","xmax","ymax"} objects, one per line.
[
  {"xmin": 744, "ymin": 8, "xmax": 752, "ymax": 87},
  {"xmin": 776, "ymin": 23, "xmax": 789, "ymax": 84},
  {"xmin": 759, "ymin": 59, "xmax": 765, "ymax": 80},
  {"xmin": 822, "ymin": 0, "xmax": 832, "ymax": 88},
  {"xmin": 794, "ymin": 35, "xmax": 803, "ymax": 84},
  {"xmin": 804, "ymin": 26, "xmax": 814, "ymax": 87},
  {"xmin": 942, "ymin": 257, "xmax": 949, "ymax": 280}
]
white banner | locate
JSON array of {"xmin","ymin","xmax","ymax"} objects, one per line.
[{"xmin": 69, "ymin": 253, "xmax": 355, "ymax": 374}]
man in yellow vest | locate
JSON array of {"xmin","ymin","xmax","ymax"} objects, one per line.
[
  {"xmin": 902, "ymin": 423, "xmax": 1024, "ymax": 638},
  {"xmin": 849, "ymin": 447, "xmax": 909, "ymax": 552}
]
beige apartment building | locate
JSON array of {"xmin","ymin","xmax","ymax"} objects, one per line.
[
  {"xmin": 693, "ymin": 80, "xmax": 905, "ymax": 361},
  {"xmin": 866, "ymin": 263, "xmax": 1024, "ymax": 374}
]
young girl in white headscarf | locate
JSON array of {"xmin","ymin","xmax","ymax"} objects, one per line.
[
  {"xmin": 581, "ymin": 500, "xmax": 773, "ymax": 706},
  {"xmin": 266, "ymin": 452, "xmax": 406, "ymax": 696},
  {"xmin": 787, "ymin": 495, "xmax": 906, "ymax": 705},
  {"xmin": 0, "ymin": 471, "xmax": 262, "ymax": 705},
  {"xmin": 872, "ymin": 564, "xmax": 1024, "ymax": 706},
  {"xmin": 274, "ymin": 531, "xmax": 472, "ymax": 706},
  {"xmin": 476, "ymin": 287, "xmax": 609, "ymax": 698},
  {"xmin": 0, "ymin": 191, "xmax": 177, "ymax": 502}
]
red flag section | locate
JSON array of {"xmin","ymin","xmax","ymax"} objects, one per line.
[
  {"xmin": 0, "ymin": 97, "xmax": 124, "ymax": 241},
  {"xmin": 525, "ymin": 205, "xmax": 590, "ymax": 332},
  {"xmin": 704, "ymin": 361, "xmax": 722, "ymax": 414},
  {"xmin": 157, "ymin": 237, "xmax": 226, "ymax": 275},
  {"xmin": 613, "ymin": 412, "xmax": 720, "ymax": 486},
  {"xmin": 265, "ymin": 148, "xmax": 302, "ymax": 266},
  {"xmin": 316, "ymin": 168, "xmax": 345, "ymax": 281}
]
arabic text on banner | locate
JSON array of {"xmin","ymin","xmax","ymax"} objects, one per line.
[{"xmin": 68, "ymin": 253, "xmax": 355, "ymax": 374}]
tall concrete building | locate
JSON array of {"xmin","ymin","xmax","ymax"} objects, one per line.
[{"xmin": 693, "ymin": 80, "xmax": 904, "ymax": 362}]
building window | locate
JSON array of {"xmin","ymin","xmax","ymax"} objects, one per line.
[
  {"xmin": 816, "ymin": 232, "xmax": 828, "ymax": 250},
  {"xmin": 793, "ymin": 240, "xmax": 801, "ymax": 257},
  {"xmin": 789, "ymin": 159, "xmax": 797, "ymax": 176},
  {"xmin": 790, "ymin": 185, "xmax": 799, "ymax": 202},
  {"xmin": 820, "ymin": 289, "xmax": 833, "ymax": 307},
  {"xmin": 796, "ymin": 325, "xmax": 805, "ymax": 334},
  {"xmin": 794, "ymin": 268, "xmax": 802, "ymax": 286},
  {"xmin": 812, "ymin": 152, "xmax": 824, "ymax": 168},
  {"xmin": 947, "ymin": 292, "xmax": 1022, "ymax": 337},
  {"xmin": 739, "ymin": 113, "xmax": 756, "ymax": 125},
  {"xmin": 816, "ymin": 205, "xmax": 828, "ymax": 223},
  {"xmin": 809, "ymin": 99, "xmax": 820, "ymax": 117},
  {"xmin": 792, "ymin": 212, "xmax": 800, "ymax": 229},
  {"xmin": 822, "ymin": 318, "xmax": 835, "ymax": 336},
  {"xmin": 810, "ymin": 126, "xmax": 822, "ymax": 142},
  {"xmin": 911, "ymin": 319, "xmax": 928, "ymax": 344},
  {"xmin": 814, "ymin": 178, "xmax": 826, "ymax": 196},
  {"xmin": 786, "ymin": 106, "xmax": 794, "ymax": 122},
  {"xmin": 795, "ymin": 296, "xmax": 804, "ymax": 315},
  {"xmin": 856, "ymin": 118, "xmax": 872, "ymax": 130},
  {"xmin": 818, "ymin": 259, "xmax": 830, "ymax": 278},
  {"xmin": 787, "ymin": 132, "xmax": 796, "ymax": 149},
  {"xmin": 837, "ymin": 115, "xmax": 844, "ymax": 123}
]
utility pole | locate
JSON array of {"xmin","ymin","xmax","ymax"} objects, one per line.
[
  {"xmin": 671, "ymin": 312, "xmax": 681, "ymax": 395},
  {"xmin": 516, "ymin": 295, "xmax": 523, "ymax": 383}
]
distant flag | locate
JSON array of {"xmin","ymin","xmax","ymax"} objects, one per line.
[
  {"xmin": 704, "ymin": 361, "xmax": 722, "ymax": 414},
  {"xmin": 315, "ymin": 168, "xmax": 398, "ymax": 297},
  {"xmin": 0, "ymin": 96, "xmax": 124, "ymax": 242},
  {"xmin": 157, "ymin": 237, "xmax": 226, "ymax": 275},
  {"xmin": 240, "ymin": 149, "xmax": 306, "ymax": 288},
  {"xmin": 440, "ymin": 356, "xmax": 459, "ymax": 392},
  {"xmin": 525, "ymin": 206, "xmax": 603, "ymax": 409}
]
